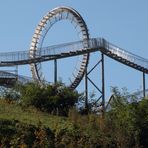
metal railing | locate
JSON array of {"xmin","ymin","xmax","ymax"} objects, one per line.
[
  {"xmin": 0, "ymin": 70, "xmax": 33, "ymax": 83},
  {"xmin": 103, "ymin": 39, "xmax": 148, "ymax": 69},
  {"xmin": 0, "ymin": 38, "xmax": 147, "ymax": 72}
]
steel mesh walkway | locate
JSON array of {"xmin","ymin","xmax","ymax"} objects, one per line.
[{"xmin": 0, "ymin": 38, "xmax": 147, "ymax": 73}]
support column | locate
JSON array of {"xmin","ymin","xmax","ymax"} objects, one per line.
[
  {"xmin": 101, "ymin": 53, "xmax": 105, "ymax": 113},
  {"xmin": 54, "ymin": 59, "xmax": 57, "ymax": 83},
  {"xmin": 83, "ymin": 51, "xmax": 106, "ymax": 114},
  {"xmin": 143, "ymin": 72, "xmax": 146, "ymax": 98},
  {"xmin": 85, "ymin": 68, "xmax": 88, "ymax": 109},
  {"xmin": 15, "ymin": 65, "xmax": 18, "ymax": 81}
]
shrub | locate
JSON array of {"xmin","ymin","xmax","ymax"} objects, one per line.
[
  {"xmin": 19, "ymin": 82, "xmax": 79, "ymax": 116},
  {"xmin": 0, "ymin": 119, "xmax": 54, "ymax": 147}
]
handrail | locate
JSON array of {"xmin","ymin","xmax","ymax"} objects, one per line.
[{"xmin": 0, "ymin": 38, "xmax": 147, "ymax": 73}]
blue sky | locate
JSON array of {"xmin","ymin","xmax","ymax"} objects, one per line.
[{"xmin": 0, "ymin": 0, "xmax": 147, "ymax": 99}]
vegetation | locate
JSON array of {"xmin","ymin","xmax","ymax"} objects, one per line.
[
  {"xmin": 1, "ymin": 82, "xmax": 79, "ymax": 116},
  {"xmin": 0, "ymin": 83, "xmax": 148, "ymax": 147}
]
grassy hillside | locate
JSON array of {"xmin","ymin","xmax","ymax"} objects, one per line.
[
  {"xmin": 0, "ymin": 84, "xmax": 148, "ymax": 147},
  {"xmin": 0, "ymin": 100, "xmax": 70, "ymax": 129},
  {"xmin": 0, "ymin": 100, "xmax": 104, "ymax": 147}
]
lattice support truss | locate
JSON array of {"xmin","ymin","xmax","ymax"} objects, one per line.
[{"xmin": 84, "ymin": 52, "xmax": 105, "ymax": 113}]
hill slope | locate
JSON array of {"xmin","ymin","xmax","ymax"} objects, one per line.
[{"xmin": 0, "ymin": 100, "xmax": 103, "ymax": 147}]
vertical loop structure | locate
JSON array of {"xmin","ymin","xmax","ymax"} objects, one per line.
[{"xmin": 29, "ymin": 6, "xmax": 89, "ymax": 89}]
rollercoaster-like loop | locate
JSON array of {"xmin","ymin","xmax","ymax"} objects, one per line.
[{"xmin": 29, "ymin": 6, "xmax": 89, "ymax": 89}]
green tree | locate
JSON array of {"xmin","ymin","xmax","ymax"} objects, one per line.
[
  {"xmin": 18, "ymin": 82, "xmax": 79, "ymax": 116},
  {"xmin": 105, "ymin": 87, "xmax": 139, "ymax": 147}
]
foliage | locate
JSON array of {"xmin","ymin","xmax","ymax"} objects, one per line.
[
  {"xmin": 0, "ymin": 119, "xmax": 54, "ymax": 147},
  {"xmin": 0, "ymin": 86, "xmax": 20, "ymax": 103},
  {"xmin": 0, "ymin": 86, "xmax": 148, "ymax": 147},
  {"xmin": 105, "ymin": 87, "xmax": 148, "ymax": 147},
  {"xmin": 18, "ymin": 82, "xmax": 79, "ymax": 116}
]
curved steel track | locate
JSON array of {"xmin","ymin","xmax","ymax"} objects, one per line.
[
  {"xmin": 29, "ymin": 6, "xmax": 89, "ymax": 89},
  {"xmin": 0, "ymin": 70, "xmax": 33, "ymax": 87}
]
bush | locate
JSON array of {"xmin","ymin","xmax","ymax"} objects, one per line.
[
  {"xmin": 0, "ymin": 119, "xmax": 54, "ymax": 147},
  {"xmin": 0, "ymin": 86, "xmax": 20, "ymax": 103},
  {"xmin": 19, "ymin": 82, "xmax": 79, "ymax": 116}
]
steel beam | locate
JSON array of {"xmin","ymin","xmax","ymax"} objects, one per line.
[
  {"xmin": 54, "ymin": 59, "xmax": 57, "ymax": 83},
  {"xmin": 101, "ymin": 53, "xmax": 105, "ymax": 113},
  {"xmin": 143, "ymin": 72, "xmax": 146, "ymax": 98},
  {"xmin": 85, "ymin": 68, "xmax": 88, "ymax": 109},
  {"xmin": 84, "ymin": 52, "xmax": 106, "ymax": 114}
]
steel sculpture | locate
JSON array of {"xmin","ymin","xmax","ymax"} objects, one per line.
[
  {"xmin": 29, "ymin": 6, "xmax": 89, "ymax": 89},
  {"xmin": 0, "ymin": 7, "xmax": 147, "ymax": 111}
]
